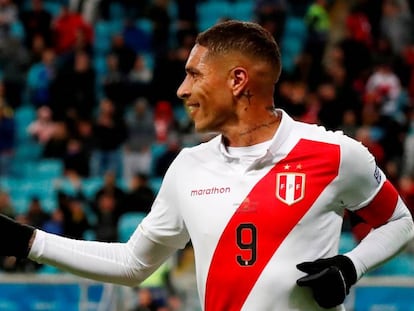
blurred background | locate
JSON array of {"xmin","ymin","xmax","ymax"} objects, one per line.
[{"xmin": 0, "ymin": 0, "xmax": 414, "ymax": 310}]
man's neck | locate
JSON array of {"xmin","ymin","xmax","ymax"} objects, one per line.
[{"xmin": 223, "ymin": 110, "xmax": 282, "ymax": 147}]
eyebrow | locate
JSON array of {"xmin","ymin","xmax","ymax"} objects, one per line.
[{"xmin": 185, "ymin": 67, "xmax": 201, "ymax": 75}]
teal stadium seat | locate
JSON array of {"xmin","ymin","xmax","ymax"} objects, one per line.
[
  {"xmin": 43, "ymin": 1, "xmax": 62, "ymax": 17},
  {"xmin": 118, "ymin": 212, "xmax": 147, "ymax": 242},
  {"xmin": 10, "ymin": 20, "xmax": 25, "ymax": 41},
  {"xmin": 281, "ymin": 16, "xmax": 307, "ymax": 74},
  {"xmin": 149, "ymin": 177, "xmax": 163, "ymax": 194},
  {"xmin": 93, "ymin": 21, "xmax": 113, "ymax": 55},
  {"xmin": 150, "ymin": 143, "xmax": 168, "ymax": 176},
  {"xmin": 109, "ymin": 2, "xmax": 126, "ymax": 20},
  {"xmin": 82, "ymin": 176, "xmax": 104, "ymax": 199},
  {"xmin": 197, "ymin": 1, "xmax": 232, "ymax": 31},
  {"xmin": 339, "ymin": 231, "xmax": 357, "ymax": 254},
  {"xmin": 368, "ymin": 253, "xmax": 414, "ymax": 276},
  {"xmin": 231, "ymin": 1, "xmax": 254, "ymax": 21},
  {"xmin": 14, "ymin": 105, "xmax": 36, "ymax": 142}
]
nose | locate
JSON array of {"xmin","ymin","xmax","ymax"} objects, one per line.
[{"xmin": 176, "ymin": 76, "xmax": 190, "ymax": 99}]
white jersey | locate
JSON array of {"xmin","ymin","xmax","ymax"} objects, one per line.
[
  {"xmin": 139, "ymin": 110, "xmax": 404, "ymax": 310},
  {"xmin": 29, "ymin": 110, "xmax": 414, "ymax": 311}
]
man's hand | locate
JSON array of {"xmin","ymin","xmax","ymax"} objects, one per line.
[
  {"xmin": 0, "ymin": 214, "xmax": 35, "ymax": 258},
  {"xmin": 296, "ymin": 255, "xmax": 357, "ymax": 309}
]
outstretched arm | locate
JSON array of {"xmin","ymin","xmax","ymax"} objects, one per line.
[
  {"xmin": 0, "ymin": 214, "xmax": 177, "ymax": 287},
  {"xmin": 28, "ymin": 226, "xmax": 178, "ymax": 287}
]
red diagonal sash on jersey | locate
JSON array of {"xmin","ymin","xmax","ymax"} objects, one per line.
[{"xmin": 204, "ymin": 139, "xmax": 340, "ymax": 311}]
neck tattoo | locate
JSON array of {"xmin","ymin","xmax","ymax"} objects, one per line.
[{"xmin": 239, "ymin": 116, "xmax": 280, "ymax": 137}]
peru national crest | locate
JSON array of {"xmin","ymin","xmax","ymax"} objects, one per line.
[{"xmin": 276, "ymin": 172, "xmax": 305, "ymax": 205}]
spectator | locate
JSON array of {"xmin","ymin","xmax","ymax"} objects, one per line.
[
  {"xmin": 0, "ymin": 0, "xmax": 18, "ymax": 41},
  {"xmin": 316, "ymin": 80, "xmax": 347, "ymax": 131},
  {"xmin": 401, "ymin": 108, "xmax": 414, "ymax": 176},
  {"xmin": 303, "ymin": 0, "xmax": 331, "ymax": 89},
  {"xmin": 42, "ymin": 121, "xmax": 69, "ymax": 159},
  {"xmin": 354, "ymin": 126, "xmax": 386, "ymax": 169},
  {"xmin": 346, "ymin": 4, "xmax": 373, "ymax": 47},
  {"xmin": 51, "ymin": 5, "xmax": 93, "ymax": 56},
  {"xmin": 26, "ymin": 48, "xmax": 57, "ymax": 108},
  {"xmin": 90, "ymin": 98, "xmax": 127, "ymax": 177},
  {"xmin": 123, "ymin": 18, "xmax": 152, "ymax": 54},
  {"xmin": 399, "ymin": 175, "xmax": 414, "ymax": 216},
  {"xmin": 146, "ymin": 0, "xmax": 171, "ymax": 58},
  {"xmin": 154, "ymin": 134, "xmax": 181, "ymax": 178},
  {"xmin": 380, "ymin": 0, "xmax": 414, "ymax": 55},
  {"xmin": 364, "ymin": 60, "xmax": 402, "ymax": 120},
  {"xmin": 129, "ymin": 287, "xmax": 160, "ymax": 311},
  {"xmin": 109, "ymin": 33, "xmax": 137, "ymax": 76},
  {"xmin": 68, "ymin": 0, "xmax": 101, "ymax": 24},
  {"xmin": 127, "ymin": 54, "xmax": 153, "ymax": 101},
  {"xmin": 50, "ymin": 50, "xmax": 96, "ymax": 121},
  {"xmin": 153, "ymin": 100, "xmax": 178, "ymax": 144},
  {"xmin": 92, "ymin": 170, "xmax": 125, "ymax": 213},
  {"xmin": 0, "ymin": 190, "xmax": 14, "ymax": 218},
  {"xmin": 0, "ymin": 35, "xmax": 31, "ymax": 108},
  {"xmin": 42, "ymin": 208, "xmax": 64, "ymax": 235},
  {"xmin": 92, "ymin": 192, "xmax": 119, "ymax": 242},
  {"xmin": 150, "ymin": 46, "xmax": 189, "ymax": 107},
  {"xmin": 25, "ymin": 196, "xmax": 50, "ymax": 228},
  {"xmin": 74, "ymin": 118, "xmax": 94, "ymax": 162},
  {"xmin": 0, "ymin": 100, "xmax": 15, "ymax": 176},
  {"xmin": 123, "ymin": 97, "xmax": 156, "ymax": 181},
  {"xmin": 274, "ymin": 79, "xmax": 307, "ymax": 119},
  {"xmin": 19, "ymin": 0, "xmax": 53, "ymax": 49},
  {"xmin": 101, "ymin": 52, "xmax": 130, "ymax": 113},
  {"xmin": 255, "ymin": 0, "xmax": 288, "ymax": 43},
  {"xmin": 123, "ymin": 173, "xmax": 155, "ymax": 215},
  {"xmin": 63, "ymin": 137, "xmax": 90, "ymax": 178},
  {"xmin": 27, "ymin": 105, "xmax": 56, "ymax": 144},
  {"xmin": 60, "ymin": 194, "xmax": 90, "ymax": 239},
  {"xmin": 174, "ymin": 0, "xmax": 198, "ymax": 48}
]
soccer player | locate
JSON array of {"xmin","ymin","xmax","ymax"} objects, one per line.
[{"xmin": 1, "ymin": 20, "xmax": 413, "ymax": 310}]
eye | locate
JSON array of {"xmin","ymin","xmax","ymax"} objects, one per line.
[{"xmin": 187, "ymin": 69, "xmax": 199, "ymax": 79}]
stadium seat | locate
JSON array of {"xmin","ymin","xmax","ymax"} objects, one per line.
[
  {"xmin": 150, "ymin": 143, "xmax": 168, "ymax": 176},
  {"xmin": 14, "ymin": 105, "xmax": 36, "ymax": 127},
  {"xmin": 82, "ymin": 176, "xmax": 104, "ymax": 199},
  {"xmin": 231, "ymin": 1, "xmax": 254, "ymax": 21},
  {"xmin": 10, "ymin": 21, "xmax": 25, "ymax": 41},
  {"xmin": 368, "ymin": 253, "xmax": 414, "ymax": 276},
  {"xmin": 93, "ymin": 20, "xmax": 113, "ymax": 55},
  {"xmin": 149, "ymin": 177, "xmax": 163, "ymax": 194},
  {"xmin": 34, "ymin": 159, "xmax": 64, "ymax": 179},
  {"xmin": 197, "ymin": 2, "xmax": 232, "ymax": 31},
  {"xmin": 339, "ymin": 231, "xmax": 357, "ymax": 254},
  {"xmin": 117, "ymin": 212, "xmax": 147, "ymax": 242},
  {"xmin": 10, "ymin": 195, "xmax": 29, "ymax": 215},
  {"xmin": 109, "ymin": 2, "xmax": 126, "ymax": 20}
]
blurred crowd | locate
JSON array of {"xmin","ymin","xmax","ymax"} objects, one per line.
[{"xmin": 0, "ymin": 0, "xmax": 414, "ymax": 309}]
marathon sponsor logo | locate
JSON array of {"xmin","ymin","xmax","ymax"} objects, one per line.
[{"xmin": 190, "ymin": 186, "xmax": 231, "ymax": 196}]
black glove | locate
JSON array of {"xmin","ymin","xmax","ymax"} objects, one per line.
[
  {"xmin": 0, "ymin": 214, "xmax": 35, "ymax": 258},
  {"xmin": 296, "ymin": 255, "xmax": 357, "ymax": 309}
]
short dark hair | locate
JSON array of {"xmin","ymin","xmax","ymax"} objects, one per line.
[{"xmin": 196, "ymin": 20, "xmax": 282, "ymax": 81}]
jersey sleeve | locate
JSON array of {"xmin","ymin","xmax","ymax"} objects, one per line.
[
  {"xmin": 338, "ymin": 135, "xmax": 386, "ymax": 212},
  {"xmin": 140, "ymin": 152, "xmax": 190, "ymax": 249},
  {"xmin": 337, "ymin": 135, "xmax": 414, "ymax": 278}
]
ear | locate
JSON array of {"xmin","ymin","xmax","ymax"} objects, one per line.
[{"xmin": 230, "ymin": 67, "xmax": 248, "ymax": 97}]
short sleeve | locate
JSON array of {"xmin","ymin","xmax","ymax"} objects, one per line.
[{"xmin": 337, "ymin": 135, "xmax": 385, "ymax": 211}]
